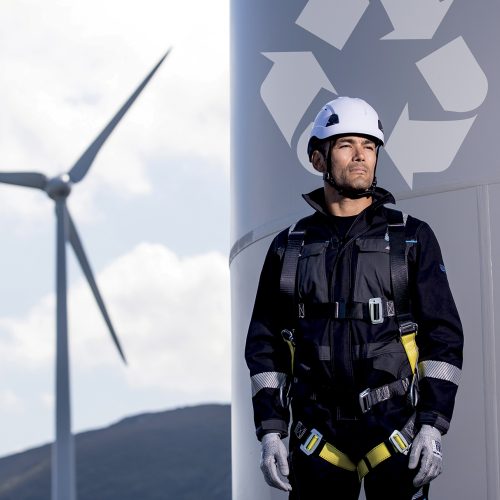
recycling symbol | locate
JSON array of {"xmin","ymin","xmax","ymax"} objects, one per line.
[{"xmin": 260, "ymin": 0, "xmax": 488, "ymax": 189}]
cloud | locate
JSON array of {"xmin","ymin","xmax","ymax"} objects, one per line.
[
  {"xmin": 71, "ymin": 242, "xmax": 231, "ymax": 402},
  {"xmin": 0, "ymin": 0, "xmax": 230, "ymax": 458},
  {"xmin": 0, "ymin": 243, "xmax": 230, "ymax": 403},
  {"xmin": 0, "ymin": 389, "xmax": 25, "ymax": 415},
  {"xmin": 0, "ymin": 0, "xmax": 229, "ymax": 222},
  {"xmin": 0, "ymin": 296, "xmax": 55, "ymax": 367}
]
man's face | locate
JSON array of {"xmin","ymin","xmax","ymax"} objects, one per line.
[{"xmin": 329, "ymin": 135, "xmax": 377, "ymax": 192}]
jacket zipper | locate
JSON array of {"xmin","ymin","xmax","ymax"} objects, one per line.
[{"xmin": 329, "ymin": 211, "xmax": 373, "ymax": 390}]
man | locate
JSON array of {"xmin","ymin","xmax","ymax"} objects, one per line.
[{"xmin": 245, "ymin": 97, "xmax": 463, "ymax": 499}]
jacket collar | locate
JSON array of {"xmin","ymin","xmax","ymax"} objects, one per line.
[{"xmin": 302, "ymin": 187, "xmax": 395, "ymax": 218}]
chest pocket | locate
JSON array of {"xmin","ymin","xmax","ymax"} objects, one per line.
[
  {"xmin": 296, "ymin": 241, "xmax": 329, "ymax": 302},
  {"xmin": 354, "ymin": 238, "xmax": 391, "ymax": 302}
]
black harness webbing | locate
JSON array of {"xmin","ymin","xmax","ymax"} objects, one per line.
[
  {"xmin": 387, "ymin": 210, "xmax": 412, "ymax": 324},
  {"xmin": 387, "ymin": 210, "xmax": 419, "ymax": 378},
  {"xmin": 279, "ymin": 220, "xmax": 307, "ymax": 373},
  {"xmin": 297, "ymin": 299, "xmax": 395, "ymax": 321},
  {"xmin": 279, "ymin": 221, "xmax": 307, "ymax": 310},
  {"xmin": 278, "ymin": 210, "xmax": 418, "ymax": 374},
  {"xmin": 279, "ymin": 211, "xmax": 414, "ymax": 328}
]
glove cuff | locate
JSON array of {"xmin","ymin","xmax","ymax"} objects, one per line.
[
  {"xmin": 417, "ymin": 410, "xmax": 450, "ymax": 434},
  {"xmin": 257, "ymin": 418, "xmax": 288, "ymax": 440}
]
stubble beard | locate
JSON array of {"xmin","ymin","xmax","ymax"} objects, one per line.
[{"xmin": 334, "ymin": 167, "xmax": 373, "ymax": 192}]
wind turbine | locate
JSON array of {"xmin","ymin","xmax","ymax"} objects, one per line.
[{"xmin": 0, "ymin": 49, "xmax": 171, "ymax": 500}]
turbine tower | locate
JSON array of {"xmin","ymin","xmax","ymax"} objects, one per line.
[{"xmin": 0, "ymin": 49, "xmax": 170, "ymax": 500}]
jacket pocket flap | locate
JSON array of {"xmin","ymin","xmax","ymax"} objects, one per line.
[
  {"xmin": 356, "ymin": 238, "xmax": 389, "ymax": 253},
  {"xmin": 299, "ymin": 241, "xmax": 328, "ymax": 258}
]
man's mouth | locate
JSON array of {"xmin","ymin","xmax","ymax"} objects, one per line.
[{"xmin": 349, "ymin": 167, "xmax": 367, "ymax": 174}]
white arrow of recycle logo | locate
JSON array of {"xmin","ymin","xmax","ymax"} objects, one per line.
[{"xmin": 260, "ymin": 0, "xmax": 488, "ymax": 189}]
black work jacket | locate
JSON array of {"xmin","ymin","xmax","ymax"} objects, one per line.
[{"xmin": 245, "ymin": 187, "xmax": 463, "ymax": 444}]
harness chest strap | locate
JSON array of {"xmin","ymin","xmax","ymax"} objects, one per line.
[{"xmin": 296, "ymin": 298, "xmax": 395, "ymax": 323}]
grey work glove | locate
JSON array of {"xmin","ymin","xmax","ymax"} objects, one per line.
[
  {"xmin": 408, "ymin": 424, "xmax": 443, "ymax": 487},
  {"xmin": 260, "ymin": 433, "xmax": 292, "ymax": 492}
]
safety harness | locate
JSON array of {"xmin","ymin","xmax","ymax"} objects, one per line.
[
  {"xmin": 294, "ymin": 413, "xmax": 416, "ymax": 480},
  {"xmin": 279, "ymin": 209, "xmax": 419, "ymax": 480}
]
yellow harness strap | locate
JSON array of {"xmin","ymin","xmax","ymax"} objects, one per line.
[
  {"xmin": 357, "ymin": 427, "xmax": 412, "ymax": 479},
  {"xmin": 318, "ymin": 442, "xmax": 357, "ymax": 471},
  {"xmin": 357, "ymin": 443, "xmax": 392, "ymax": 480},
  {"xmin": 401, "ymin": 331, "xmax": 419, "ymax": 374},
  {"xmin": 299, "ymin": 423, "xmax": 413, "ymax": 481},
  {"xmin": 318, "ymin": 441, "xmax": 393, "ymax": 481},
  {"xmin": 285, "ymin": 340, "xmax": 295, "ymax": 373},
  {"xmin": 314, "ymin": 439, "xmax": 403, "ymax": 481},
  {"xmin": 281, "ymin": 329, "xmax": 296, "ymax": 373}
]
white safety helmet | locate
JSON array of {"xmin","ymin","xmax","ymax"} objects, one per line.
[{"xmin": 307, "ymin": 97, "xmax": 384, "ymax": 160}]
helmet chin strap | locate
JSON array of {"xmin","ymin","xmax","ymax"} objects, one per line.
[
  {"xmin": 323, "ymin": 140, "xmax": 379, "ymax": 199},
  {"xmin": 323, "ymin": 171, "xmax": 377, "ymax": 199}
]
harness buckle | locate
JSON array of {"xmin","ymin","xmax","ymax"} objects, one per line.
[
  {"xmin": 389, "ymin": 430, "xmax": 410, "ymax": 455},
  {"xmin": 399, "ymin": 322, "xmax": 418, "ymax": 335},
  {"xmin": 359, "ymin": 388, "xmax": 372, "ymax": 413},
  {"xmin": 409, "ymin": 374, "xmax": 419, "ymax": 408},
  {"xmin": 334, "ymin": 301, "xmax": 346, "ymax": 319},
  {"xmin": 369, "ymin": 297, "xmax": 383, "ymax": 324},
  {"xmin": 281, "ymin": 329, "xmax": 295, "ymax": 345},
  {"xmin": 300, "ymin": 428, "xmax": 323, "ymax": 456}
]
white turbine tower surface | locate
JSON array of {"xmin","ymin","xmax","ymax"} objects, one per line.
[{"xmin": 0, "ymin": 49, "xmax": 171, "ymax": 500}]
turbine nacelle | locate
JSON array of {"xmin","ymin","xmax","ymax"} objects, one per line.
[{"xmin": 46, "ymin": 174, "xmax": 72, "ymax": 200}]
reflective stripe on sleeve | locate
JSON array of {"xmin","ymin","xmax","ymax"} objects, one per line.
[
  {"xmin": 418, "ymin": 360, "xmax": 461, "ymax": 386},
  {"xmin": 251, "ymin": 371, "xmax": 287, "ymax": 397}
]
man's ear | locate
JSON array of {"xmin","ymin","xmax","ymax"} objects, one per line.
[{"xmin": 311, "ymin": 150, "xmax": 326, "ymax": 174}]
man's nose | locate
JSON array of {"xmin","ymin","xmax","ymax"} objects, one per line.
[{"xmin": 353, "ymin": 145, "xmax": 365, "ymax": 160}]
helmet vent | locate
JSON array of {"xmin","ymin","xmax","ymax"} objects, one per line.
[{"xmin": 326, "ymin": 113, "xmax": 339, "ymax": 126}]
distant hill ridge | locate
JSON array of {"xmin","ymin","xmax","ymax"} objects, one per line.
[{"xmin": 0, "ymin": 404, "xmax": 231, "ymax": 500}]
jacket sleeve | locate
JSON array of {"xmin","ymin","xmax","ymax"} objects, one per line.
[
  {"xmin": 409, "ymin": 220, "xmax": 464, "ymax": 434},
  {"xmin": 244, "ymin": 230, "xmax": 293, "ymax": 440}
]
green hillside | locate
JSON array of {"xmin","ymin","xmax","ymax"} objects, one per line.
[{"xmin": 0, "ymin": 404, "xmax": 231, "ymax": 500}]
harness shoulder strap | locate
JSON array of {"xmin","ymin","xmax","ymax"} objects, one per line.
[
  {"xmin": 279, "ymin": 218, "xmax": 308, "ymax": 313},
  {"xmin": 279, "ymin": 218, "xmax": 308, "ymax": 373},
  {"xmin": 387, "ymin": 210, "xmax": 410, "ymax": 322},
  {"xmin": 387, "ymin": 209, "xmax": 419, "ymax": 375}
]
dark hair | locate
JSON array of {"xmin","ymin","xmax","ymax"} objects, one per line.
[{"xmin": 307, "ymin": 137, "xmax": 330, "ymax": 161}]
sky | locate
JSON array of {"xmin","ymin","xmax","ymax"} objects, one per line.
[{"xmin": 0, "ymin": 0, "xmax": 229, "ymax": 457}]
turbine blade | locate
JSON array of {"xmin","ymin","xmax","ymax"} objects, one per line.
[
  {"xmin": 66, "ymin": 208, "xmax": 127, "ymax": 364},
  {"xmin": 68, "ymin": 48, "xmax": 172, "ymax": 184},
  {"xmin": 0, "ymin": 171, "xmax": 48, "ymax": 190}
]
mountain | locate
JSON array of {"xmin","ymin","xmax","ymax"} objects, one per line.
[{"xmin": 0, "ymin": 404, "xmax": 231, "ymax": 500}]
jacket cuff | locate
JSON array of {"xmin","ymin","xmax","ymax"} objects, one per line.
[
  {"xmin": 257, "ymin": 418, "xmax": 289, "ymax": 441},
  {"xmin": 416, "ymin": 410, "xmax": 450, "ymax": 435}
]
